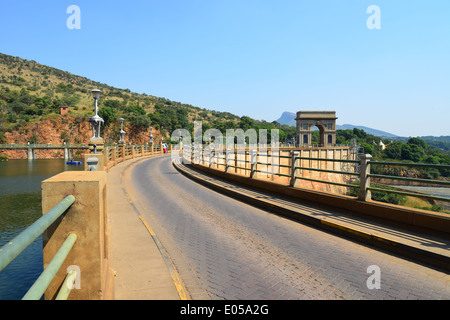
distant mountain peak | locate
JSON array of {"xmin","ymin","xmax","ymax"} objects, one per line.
[
  {"xmin": 275, "ymin": 111, "xmax": 296, "ymax": 127},
  {"xmin": 274, "ymin": 112, "xmax": 398, "ymax": 138}
]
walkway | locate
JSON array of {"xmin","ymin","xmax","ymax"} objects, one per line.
[{"xmin": 108, "ymin": 155, "xmax": 183, "ymax": 300}]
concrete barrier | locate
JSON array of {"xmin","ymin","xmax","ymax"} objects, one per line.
[
  {"xmin": 41, "ymin": 171, "xmax": 114, "ymax": 300},
  {"xmin": 188, "ymin": 162, "xmax": 450, "ymax": 238}
]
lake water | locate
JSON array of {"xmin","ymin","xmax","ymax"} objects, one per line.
[{"xmin": 0, "ymin": 159, "xmax": 83, "ymax": 300}]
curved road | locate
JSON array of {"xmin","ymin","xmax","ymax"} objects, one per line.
[{"xmin": 124, "ymin": 156, "xmax": 450, "ymax": 300}]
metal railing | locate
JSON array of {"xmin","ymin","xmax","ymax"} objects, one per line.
[
  {"xmin": 367, "ymin": 160, "xmax": 450, "ymax": 202},
  {"xmin": 184, "ymin": 147, "xmax": 450, "ymax": 208},
  {"xmin": 102, "ymin": 143, "xmax": 171, "ymax": 171},
  {"xmin": 0, "ymin": 144, "xmax": 89, "ymax": 149},
  {"xmin": 0, "ymin": 195, "xmax": 77, "ymax": 300}
]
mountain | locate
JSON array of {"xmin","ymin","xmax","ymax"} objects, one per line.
[
  {"xmin": 0, "ymin": 52, "xmax": 241, "ymax": 149},
  {"xmin": 274, "ymin": 112, "xmax": 398, "ymax": 138},
  {"xmin": 275, "ymin": 112, "xmax": 296, "ymax": 127},
  {"xmin": 336, "ymin": 124, "xmax": 398, "ymax": 138}
]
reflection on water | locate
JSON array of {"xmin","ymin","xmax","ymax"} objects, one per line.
[{"xmin": 0, "ymin": 159, "xmax": 83, "ymax": 300}]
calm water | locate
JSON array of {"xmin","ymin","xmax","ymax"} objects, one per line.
[{"xmin": 0, "ymin": 159, "xmax": 83, "ymax": 300}]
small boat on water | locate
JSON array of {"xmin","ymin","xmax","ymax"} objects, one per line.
[{"xmin": 66, "ymin": 160, "xmax": 82, "ymax": 165}]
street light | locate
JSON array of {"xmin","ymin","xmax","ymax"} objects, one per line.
[
  {"xmin": 119, "ymin": 118, "xmax": 126, "ymax": 144},
  {"xmin": 88, "ymin": 89, "xmax": 104, "ymax": 154},
  {"xmin": 149, "ymin": 126, "xmax": 153, "ymax": 145}
]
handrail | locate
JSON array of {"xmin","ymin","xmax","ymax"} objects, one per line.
[
  {"xmin": 22, "ymin": 233, "xmax": 78, "ymax": 300},
  {"xmin": 0, "ymin": 144, "xmax": 89, "ymax": 148},
  {"xmin": 183, "ymin": 148, "xmax": 450, "ymax": 207},
  {"xmin": 55, "ymin": 269, "xmax": 78, "ymax": 300},
  {"xmin": 369, "ymin": 160, "xmax": 450, "ymax": 169},
  {"xmin": 0, "ymin": 195, "xmax": 75, "ymax": 272}
]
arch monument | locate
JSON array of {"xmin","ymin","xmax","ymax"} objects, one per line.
[{"xmin": 296, "ymin": 111, "xmax": 338, "ymax": 147}]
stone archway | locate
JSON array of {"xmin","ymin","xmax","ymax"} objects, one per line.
[{"xmin": 296, "ymin": 111, "xmax": 337, "ymax": 147}]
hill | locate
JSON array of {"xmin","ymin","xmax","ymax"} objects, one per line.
[
  {"xmin": 0, "ymin": 53, "xmax": 299, "ymax": 159},
  {"xmin": 0, "ymin": 52, "xmax": 243, "ymax": 149},
  {"xmin": 275, "ymin": 111, "xmax": 296, "ymax": 127},
  {"xmin": 275, "ymin": 111, "xmax": 398, "ymax": 138}
]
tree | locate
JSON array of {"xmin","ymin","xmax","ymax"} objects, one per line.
[
  {"xmin": 239, "ymin": 116, "xmax": 254, "ymax": 131},
  {"xmin": 360, "ymin": 142, "xmax": 375, "ymax": 156},
  {"xmin": 103, "ymin": 99, "xmax": 123, "ymax": 110},
  {"xmin": 407, "ymin": 137, "xmax": 429, "ymax": 151},
  {"xmin": 98, "ymin": 106, "xmax": 117, "ymax": 127},
  {"xmin": 383, "ymin": 142, "xmax": 403, "ymax": 160},
  {"xmin": 126, "ymin": 105, "xmax": 146, "ymax": 115},
  {"xmin": 401, "ymin": 143, "xmax": 425, "ymax": 162},
  {"xmin": 60, "ymin": 94, "xmax": 81, "ymax": 108},
  {"xmin": 128, "ymin": 114, "xmax": 150, "ymax": 129},
  {"xmin": 8, "ymin": 101, "xmax": 27, "ymax": 114}
]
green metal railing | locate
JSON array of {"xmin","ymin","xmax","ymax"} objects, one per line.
[
  {"xmin": 368, "ymin": 161, "xmax": 450, "ymax": 203},
  {"xmin": 184, "ymin": 146, "xmax": 450, "ymax": 207},
  {"xmin": 0, "ymin": 195, "xmax": 77, "ymax": 300}
]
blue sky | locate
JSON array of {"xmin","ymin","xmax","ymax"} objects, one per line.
[{"xmin": 0, "ymin": 1, "xmax": 449, "ymax": 137}]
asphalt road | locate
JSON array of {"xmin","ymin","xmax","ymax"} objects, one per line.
[{"xmin": 125, "ymin": 156, "xmax": 450, "ymax": 300}]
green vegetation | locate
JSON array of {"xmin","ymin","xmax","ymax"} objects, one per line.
[
  {"xmin": 0, "ymin": 53, "xmax": 243, "ymax": 141},
  {"xmin": 339, "ymin": 128, "xmax": 449, "ymax": 213},
  {"xmin": 350, "ymin": 181, "xmax": 407, "ymax": 206},
  {"xmin": 333, "ymin": 128, "xmax": 450, "ymax": 180},
  {"xmin": 0, "ymin": 53, "xmax": 299, "ymax": 145}
]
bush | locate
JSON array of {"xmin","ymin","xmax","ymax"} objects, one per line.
[{"xmin": 349, "ymin": 181, "xmax": 406, "ymax": 205}]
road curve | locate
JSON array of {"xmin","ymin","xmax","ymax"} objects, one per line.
[{"xmin": 124, "ymin": 156, "xmax": 450, "ymax": 300}]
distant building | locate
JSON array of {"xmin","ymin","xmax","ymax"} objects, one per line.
[
  {"xmin": 60, "ymin": 106, "xmax": 68, "ymax": 115},
  {"xmin": 296, "ymin": 111, "xmax": 337, "ymax": 147}
]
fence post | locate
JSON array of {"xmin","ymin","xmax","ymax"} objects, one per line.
[
  {"xmin": 120, "ymin": 144, "xmax": 125, "ymax": 160},
  {"xmin": 41, "ymin": 171, "xmax": 114, "ymax": 300},
  {"xmin": 83, "ymin": 153, "xmax": 104, "ymax": 171},
  {"xmin": 225, "ymin": 148, "xmax": 231, "ymax": 172},
  {"xmin": 290, "ymin": 151, "xmax": 300, "ymax": 187},
  {"xmin": 209, "ymin": 148, "xmax": 214, "ymax": 168},
  {"xmin": 250, "ymin": 149, "xmax": 257, "ymax": 178},
  {"xmin": 111, "ymin": 146, "xmax": 116, "ymax": 166},
  {"xmin": 358, "ymin": 154, "xmax": 372, "ymax": 201}
]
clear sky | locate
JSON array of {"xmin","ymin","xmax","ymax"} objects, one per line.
[{"xmin": 0, "ymin": 1, "xmax": 449, "ymax": 137}]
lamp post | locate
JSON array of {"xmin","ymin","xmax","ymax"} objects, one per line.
[
  {"xmin": 149, "ymin": 126, "xmax": 153, "ymax": 145},
  {"xmin": 119, "ymin": 118, "xmax": 126, "ymax": 145},
  {"xmin": 88, "ymin": 89, "xmax": 104, "ymax": 154}
]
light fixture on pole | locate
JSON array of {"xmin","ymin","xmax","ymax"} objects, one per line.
[
  {"xmin": 119, "ymin": 118, "xmax": 126, "ymax": 145},
  {"xmin": 149, "ymin": 126, "xmax": 153, "ymax": 145},
  {"xmin": 88, "ymin": 89, "xmax": 104, "ymax": 154}
]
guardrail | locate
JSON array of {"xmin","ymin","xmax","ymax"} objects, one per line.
[
  {"xmin": 0, "ymin": 144, "xmax": 89, "ymax": 149},
  {"xmin": 367, "ymin": 160, "xmax": 450, "ymax": 202},
  {"xmin": 0, "ymin": 195, "xmax": 76, "ymax": 300},
  {"xmin": 100, "ymin": 143, "xmax": 169, "ymax": 171},
  {"xmin": 184, "ymin": 146, "xmax": 450, "ymax": 208}
]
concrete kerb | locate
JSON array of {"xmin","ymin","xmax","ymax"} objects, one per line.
[
  {"xmin": 172, "ymin": 158, "xmax": 450, "ymax": 274},
  {"xmin": 108, "ymin": 153, "xmax": 190, "ymax": 300}
]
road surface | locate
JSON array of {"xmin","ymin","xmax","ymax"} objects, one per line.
[{"xmin": 124, "ymin": 156, "xmax": 450, "ymax": 300}]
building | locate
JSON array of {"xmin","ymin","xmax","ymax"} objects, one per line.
[
  {"xmin": 296, "ymin": 111, "xmax": 337, "ymax": 147},
  {"xmin": 60, "ymin": 106, "xmax": 69, "ymax": 115}
]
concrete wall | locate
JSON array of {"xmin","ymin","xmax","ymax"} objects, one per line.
[
  {"xmin": 186, "ymin": 148, "xmax": 450, "ymax": 237},
  {"xmin": 41, "ymin": 171, "xmax": 114, "ymax": 300}
]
